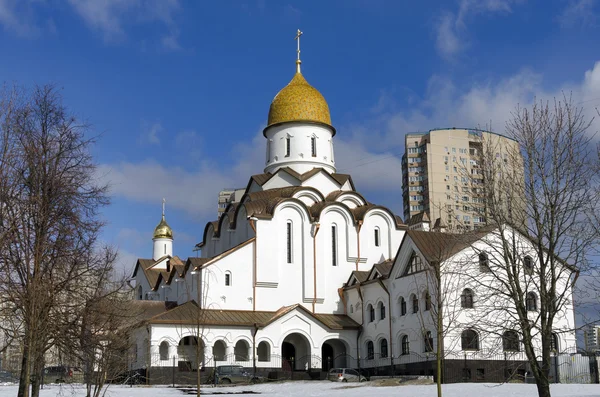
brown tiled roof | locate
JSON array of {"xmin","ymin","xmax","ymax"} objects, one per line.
[
  {"xmin": 135, "ymin": 259, "xmax": 161, "ymax": 290},
  {"xmin": 147, "ymin": 302, "xmax": 359, "ymax": 330},
  {"xmin": 373, "ymin": 260, "xmax": 393, "ymax": 277},
  {"xmin": 408, "ymin": 212, "xmax": 430, "ymax": 226},
  {"xmin": 347, "ymin": 270, "xmax": 369, "ymax": 285},
  {"xmin": 330, "ymin": 173, "xmax": 353, "ymax": 187},
  {"xmin": 325, "ymin": 190, "xmax": 368, "ymax": 204},
  {"xmin": 250, "ymin": 173, "xmax": 273, "ymax": 186},
  {"xmin": 433, "ymin": 217, "xmax": 447, "ymax": 230},
  {"xmin": 407, "ymin": 229, "xmax": 489, "ymax": 263}
]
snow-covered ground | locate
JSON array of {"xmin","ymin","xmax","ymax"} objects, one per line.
[{"xmin": 0, "ymin": 381, "xmax": 598, "ymax": 397}]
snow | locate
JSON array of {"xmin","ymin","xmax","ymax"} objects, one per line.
[{"xmin": 0, "ymin": 381, "xmax": 598, "ymax": 397}]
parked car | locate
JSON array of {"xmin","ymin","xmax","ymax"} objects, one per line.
[
  {"xmin": 327, "ymin": 368, "xmax": 368, "ymax": 382},
  {"xmin": 43, "ymin": 365, "xmax": 80, "ymax": 383},
  {"xmin": 0, "ymin": 370, "xmax": 17, "ymax": 383},
  {"xmin": 214, "ymin": 365, "xmax": 259, "ymax": 385}
]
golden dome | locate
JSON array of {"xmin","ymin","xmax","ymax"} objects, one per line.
[
  {"xmin": 266, "ymin": 71, "xmax": 335, "ymax": 135},
  {"xmin": 153, "ymin": 215, "xmax": 173, "ymax": 239}
]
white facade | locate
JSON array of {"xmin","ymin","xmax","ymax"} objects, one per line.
[
  {"xmin": 264, "ymin": 123, "xmax": 336, "ymax": 175},
  {"xmin": 127, "ymin": 62, "xmax": 578, "ymax": 382}
]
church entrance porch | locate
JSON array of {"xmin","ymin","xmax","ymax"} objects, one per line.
[
  {"xmin": 321, "ymin": 339, "xmax": 350, "ymax": 371},
  {"xmin": 281, "ymin": 333, "xmax": 315, "ymax": 371}
]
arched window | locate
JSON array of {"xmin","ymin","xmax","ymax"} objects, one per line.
[
  {"xmin": 374, "ymin": 227, "xmax": 380, "ymax": 247},
  {"xmin": 225, "ymin": 271, "xmax": 232, "ymax": 286},
  {"xmin": 411, "ymin": 294, "xmax": 419, "ymax": 314},
  {"xmin": 524, "ymin": 256, "xmax": 533, "ymax": 275},
  {"xmin": 503, "ymin": 330, "xmax": 520, "ymax": 352},
  {"xmin": 234, "ymin": 340, "xmax": 249, "ymax": 361},
  {"xmin": 367, "ymin": 304, "xmax": 375, "ymax": 323},
  {"xmin": 423, "ymin": 331, "xmax": 433, "ymax": 353},
  {"xmin": 424, "ymin": 290, "xmax": 431, "ymax": 311},
  {"xmin": 405, "ymin": 253, "xmax": 424, "ymax": 275},
  {"xmin": 479, "ymin": 252, "xmax": 490, "ymax": 272},
  {"xmin": 526, "ymin": 292, "xmax": 537, "ymax": 311},
  {"xmin": 266, "ymin": 140, "xmax": 270, "ymax": 163},
  {"xmin": 366, "ymin": 341, "xmax": 374, "ymax": 360},
  {"xmin": 461, "ymin": 288, "xmax": 474, "ymax": 309},
  {"xmin": 285, "ymin": 136, "xmax": 291, "ymax": 157},
  {"xmin": 331, "ymin": 225, "xmax": 337, "ymax": 267},
  {"xmin": 286, "ymin": 221, "xmax": 293, "ymax": 264},
  {"xmin": 257, "ymin": 341, "xmax": 270, "ymax": 362},
  {"xmin": 378, "ymin": 301, "xmax": 386, "ymax": 320},
  {"xmin": 550, "ymin": 333, "xmax": 559, "ymax": 352},
  {"xmin": 311, "ymin": 136, "xmax": 317, "ymax": 157},
  {"xmin": 349, "ymin": 304, "xmax": 353, "ymax": 314},
  {"xmin": 399, "ymin": 297, "xmax": 407, "ymax": 316},
  {"xmin": 138, "ymin": 285, "xmax": 143, "ymax": 300},
  {"xmin": 212, "ymin": 340, "xmax": 226, "ymax": 361},
  {"xmin": 461, "ymin": 329, "xmax": 479, "ymax": 350},
  {"xmin": 380, "ymin": 339, "xmax": 388, "ymax": 358},
  {"xmin": 401, "ymin": 335, "xmax": 410, "ymax": 355},
  {"xmin": 159, "ymin": 341, "xmax": 169, "ymax": 360}
]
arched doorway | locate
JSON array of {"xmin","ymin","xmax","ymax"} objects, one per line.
[
  {"xmin": 281, "ymin": 333, "xmax": 311, "ymax": 371},
  {"xmin": 321, "ymin": 339, "xmax": 349, "ymax": 371},
  {"xmin": 177, "ymin": 336, "xmax": 205, "ymax": 370}
]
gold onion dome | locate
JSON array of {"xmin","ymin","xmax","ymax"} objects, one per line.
[
  {"xmin": 266, "ymin": 68, "xmax": 335, "ymax": 135},
  {"xmin": 153, "ymin": 215, "xmax": 173, "ymax": 239}
]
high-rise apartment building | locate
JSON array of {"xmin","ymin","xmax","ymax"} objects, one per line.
[
  {"xmin": 217, "ymin": 188, "xmax": 245, "ymax": 218},
  {"xmin": 401, "ymin": 128, "xmax": 522, "ymax": 230},
  {"xmin": 584, "ymin": 325, "xmax": 600, "ymax": 352}
]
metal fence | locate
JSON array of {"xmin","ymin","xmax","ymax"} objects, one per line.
[{"xmin": 138, "ymin": 347, "xmax": 600, "ymax": 385}]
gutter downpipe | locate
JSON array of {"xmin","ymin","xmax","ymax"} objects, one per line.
[
  {"xmin": 356, "ymin": 221, "xmax": 363, "ymax": 271},
  {"xmin": 377, "ymin": 278, "xmax": 394, "ymax": 377},
  {"xmin": 312, "ymin": 222, "xmax": 321, "ymax": 313},
  {"xmin": 248, "ymin": 217, "xmax": 258, "ymax": 311},
  {"xmin": 357, "ymin": 282, "xmax": 364, "ymax": 375}
]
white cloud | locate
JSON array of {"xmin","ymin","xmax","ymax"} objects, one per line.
[
  {"xmin": 139, "ymin": 121, "xmax": 162, "ymax": 145},
  {"xmin": 0, "ymin": 0, "xmax": 41, "ymax": 37},
  {"xmin": 559, "ymin": 0, "xmax": 598, "ymax": 28},
  {"xmin": 67, "ymin": 0, "xmax": 181, "ymax": 43},
  {"xmin": 434, "ymin": 0, "xmax": 521, "ymax": 60},
  {"xmin": 98, "ymin": 160, "xmax": 241, "ymax": 220}
]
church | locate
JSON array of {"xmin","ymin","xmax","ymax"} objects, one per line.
[{"xmin": 129, "ymin": 32, "xmax": 577, "ymax": 383}]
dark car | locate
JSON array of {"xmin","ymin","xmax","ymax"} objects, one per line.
[
  {"xmin": 214, "ymin": 365, "xmax": 259, "ymax": 385},
  {"xmin": 43, "ymin": 366, "xmax": 74, "ymax": 383},
  {"xmin": 0, "ymin": 370, "xmax": 17, "ymax": 383}
]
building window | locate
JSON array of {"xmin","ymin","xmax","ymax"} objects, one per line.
[
  {"xmin": 286, "ymin": 221, "xmax": 292, "ymax": 263},
  {"xmin": 423, "ymin": 331, "xmax": 433, "ymax": 353},
  {"xmin": 266, "ymin": 140, "xmax": 270, "ymax": 163},
  {"xmin": 524, "ymin": 256, "xmax": 533, "ymax": 275},
  {"xmin": 399, "ymin": 297, "xmax": 406, "ymax": 316},
  {"xmin": 479, "ymin": 252, "xmax": 490, "ymax": 272},
  {"xmin": 257, "ymin": 341, "xmax": 270, "ymax": 362},
  {"xmin": 159, "ymin": 341, "xmax": 169, "ymax": 360},
  {"xmin": 378, "ymin": 302, "xmax": 386, "ymax": 320},
  {"xmin": 331, "ymin": 225, "xmax": 337, "ymax": 266},
  {"xmin": 550, "ymin": 333, "xmax": 559, "ymax": 352},
  {"xmin": 404, "ymin": 253, "xmax": 425, "ymax": 275},
  {"xmin": 138, "ymin": 285, "xmax": 143, "ymax": 300},
  {"xmin": 461, "ymin": 329, "xmax": 479, "ymax": 350},
  {"xmin": 367, "ymin": 304, "xmax": 375, "ymax": 323},
  {"xmin": 411, "ymin": 294, "xmax": 419, "ymax": 314},
  {"xmin": 311, "ymin": 136, "xmax": 316, "ymax": 157},
  {"xmin": 461, "ymin": 288, "xmax": 474, "ymax": 309},
  {"xmin": 374, "ymin": 227, "xmax": 380, "ymax": 247},
  {"xmin": 285, "ymin": 136, "xmax": 291, "ymax": 157},
  {"xmin": 366, "ymin": 341, "xmax": 374, "ymax": 360},
  {"xmin": 424, "ymin": 291, "xmax": 431, "ymax": 311},
  {"xmin": 380, "ymin": 339, "xmax": 388, "ymax": 358},
  {"xmin": 503, "ymin": 330, "xmax": 520, "ymax": 352},
  {"xmin": 526, "ymin": 292, "xmax": 537, "ymax": 311},
  {"xmin": 225, "ymin": 272, "xmax": 231, "ymax": 286},
  {"xmin": 401, "ymin": 335, "xmax": 410, "ymax": 355}
]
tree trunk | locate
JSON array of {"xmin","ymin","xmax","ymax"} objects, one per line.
[
  {"xmin": 17, "ymin": 332, "xmax": 32, "ymax": 397},
  {"xmin": 535, "ymin": 378, "xmax": 551, "ymax": 397}
]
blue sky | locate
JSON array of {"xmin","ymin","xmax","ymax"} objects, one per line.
[{"xmin": 0, "ymin": 0, "xmax": 599, "ymax": 279}]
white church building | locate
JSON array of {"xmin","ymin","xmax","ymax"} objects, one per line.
[{"xmin": 129, "ymin": 39, "xmax": 577, "ymax": 384}]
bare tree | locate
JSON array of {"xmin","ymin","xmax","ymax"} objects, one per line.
[
  {"xmin": 0, "ymin": 84, "xmax": 111, "ymax": 397},
  {"xmin": 461, "ymin": 96, "xmax": 596, "ymax": 397}
]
